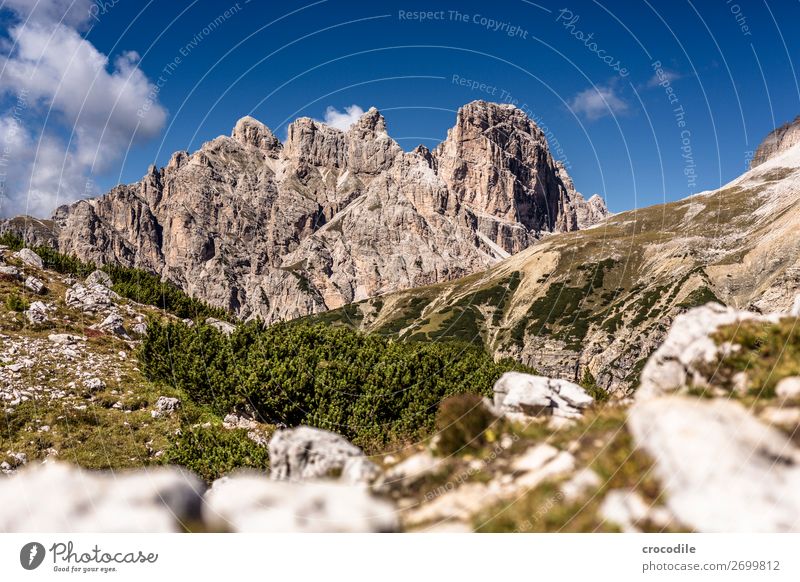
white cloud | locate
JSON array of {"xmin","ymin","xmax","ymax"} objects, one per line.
[
  {"xmin": 568, "ymin": 85, "xmax": 629, "ymax": 120},
  {"xmin": 1, "ymin": 0, "xmax": 95, "ymax": 28},
  {"xmin": 321, "ymin": 105, "xmax": 365, "ymax": 131},
  {"xmin": 0, "ymin": 1, "xmax": 167, "ymax": 217}
]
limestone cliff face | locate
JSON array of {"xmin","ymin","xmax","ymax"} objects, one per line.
[
  {"xmin": 751, "ymin": 116, "xmax": 800, "ymax": 168},
  {"xmin": 18, "ymin": 101, "xmax": 607, "ymax": 322}
]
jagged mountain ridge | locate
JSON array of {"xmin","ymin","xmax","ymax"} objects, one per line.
[
  {"xmin": 312, "ymin": 134, "xmax": 800, "ymax": 394},
  {"xmin": 2, "ymin": 101, "xmax": 607, "ymax": 323}
]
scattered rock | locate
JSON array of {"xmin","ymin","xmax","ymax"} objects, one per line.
[
  {"xmin": 85, "ymin": 269, "xmax": 112, "ymax": 287},
  {"xmin": 24, "ymin": 301, "xmax": 49, "ymax": 324},
  {"xmin": 223, "ymin": 413, "xmax": 258, "ymax": 430},
  {"xmin": 83, "ymin": 378, "xmax": 106, "ymax": 392},
  {"xmin": 203, "ymin": 472, "xmax": 398, "ymax": 532},
  {"xmin": 65, "ymin": 282, "xmax": 120, "ymax": 312},
  {"xmin": 0, "ymin": 463, "xmax": 205, "ymax": 532},
  {"xmin": 151, "ymin": 396, "xmax": 180, "ymax": 418},
  {"xmin": 24, "ymin": 276, "xmax": 45, "ymax": 294},
  {"xmin": 629, "ymin": 396, "xmax": 800, "ymax": 532},
  {"xmin": 560, "ymin": 468, "xmax": 602, "ymax": 502},
  {"xmin": 383, "ymin": 451, "xmax": 442, "ymax": 489},
  {"xmin": 342, "ymin": 457, "xmax": 382, "ymax": 486},
  {"xmin": 269, "ymin": 426, "xmax": 378, "ymax": 484},
  {"xmin": 492, "ymin": 372, "xmax": 593, "ymax": 420},
  {"xmin": 205, "ymin": 317, "xmax": 235, "ymax": 335},
  {"xmin": 637, "ymin": 303, "xmax": 773, "ymax": 399},
  {"xmin": 0, "ymin": 265, "xmax": 21, "ymax": 279},
  {"xmin": 15, "ymin": 248, "xmax": 43, "ymax": 269},
  {"xmin": 404, "ymin": 445, "xmax": 574, "ymax": 526},
  {"xmin": 6, "ymin": 452, "xmax": 27, "ymax": 467},
  {"xmin": 132, "ymin": 322, "xmax": 148, "ymax": 336},
  {"xmin": 48, "ymin": 333, "xmax": 84, "ymax": 344},
  {"xmin": 600, "ymin": 489, "xmax": 672, "ymax": 533},
  {"xmin": 90, "ymin": 311, "xmax": 129, "ymax": 339}
]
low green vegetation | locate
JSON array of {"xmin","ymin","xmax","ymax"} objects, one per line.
[
  {"xmin": 139, "ymin": 320, "xmax": 531, "ymax": 450},
  {"xmin": 710, "ymin": 317, "xmax": 800, "ymax": 398},
  {"xmin": 162, "ymin": 425, "xmax": 271, "ymax": 482},
  {"xmin": 512, "ymin": 259, "xmax": 618, "ymax": 349},
  {"xmin": 4, "ymin": 293, "xmax": 29, "ymax": 312}
]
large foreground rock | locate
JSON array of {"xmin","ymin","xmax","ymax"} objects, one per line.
[
  {"xmin": 203, "ymin": 473, "xmax": 398, "ymax": 532},
  {"xmin": 269, "ymin": 426, "xmax": 379, "ymax": 484},
  {"xmin": 0, "ymin": 463, "xmax": 205, "ymax": 532},
  {"xmin": 628, "ymin": 396, "xmax": 800, "ymax": 532}
]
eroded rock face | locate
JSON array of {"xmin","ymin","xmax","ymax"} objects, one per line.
[
  {"xmin": 751, "ymin": 116, "xmax": 800, "ymax": 168},
  {"xmin": 25, "ymin": 101, "xmax": 605, "ymax": 323}
]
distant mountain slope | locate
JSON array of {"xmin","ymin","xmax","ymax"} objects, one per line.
[
  {"xmin": 311, "ymin": 138, "xmax": 800, "ymax": 394},
  {"xmin": 1, "ymin": 101, "xmax": 606, "ymax": 323}
]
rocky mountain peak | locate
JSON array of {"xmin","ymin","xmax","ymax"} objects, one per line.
[
  {"xmin": 452, "ymin": 100, "xmax": 541, "ymax": 139},
  {"xmin": 348, "ymin": 106, "xmax": 386, "ymax": 135},
  {"xmin": 433, "ymin": 100, "xmax": 585, "ymax": 250},
  {"xmin": 751, "ymin": 115, "xmax": 800, "ymax": 168},
  {"xmin": 231, "ymin": 115, "xmax": 281, "ymax": 154}
]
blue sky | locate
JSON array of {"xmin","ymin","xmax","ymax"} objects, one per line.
[{"xmin": 1, "ymin": 0, "xmax": 799, "ymax": 217}]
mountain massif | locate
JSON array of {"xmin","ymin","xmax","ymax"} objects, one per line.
[
  {"xmin": 314, "ymin": 117, "xmax": 800, "ymax": 394},
  {"xmin": 1, "ymin": 101, "xmax": 606, "ymax": 323}
]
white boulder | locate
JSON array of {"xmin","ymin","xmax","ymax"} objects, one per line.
[
  {"xmin": 492, "ymin": 372, "xmax": 593, "ymax": 420},
  {"xmin": 203, "ymin": 473, "xmax": 398, "ymax": 532},
  {"xmin": 205, "ymin": 317, "xmax": 235, "ymax": 335},
  {"xmin": 269, "ymin": 426, "xmax": 379, "ymax": 484},
  {"xmin": 24, "ymin": 276, "xmax": 45, "ymax": 294},
  {"xmin": 85, "ymin": 269, "xmax": 112, "ymax": 287},
  {"xmin": 15, "ymin": 248, "xmax": 43, "ymax": 269},
  {"xmin": 0, "ymin": 463, "xmax": 205, "ymax": 532}
]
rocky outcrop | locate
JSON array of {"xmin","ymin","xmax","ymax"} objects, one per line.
[
  {"xmin": 636, "ymin": 303, "xmax": 771, "ymax": 399},
  {"xmin": 491, "ymin": 371, "xmax": 594, "ymax": 420},
  {"xmin": 0, "ymin": 463, "xmax": 398, "ymax": 533},
  {"xmin": 751, "ymin": 116, "xmax": 800, "ymax": 167},
  {"xmin": 10, "ymin": 102, "xmax": 606, "ymax": 323},
  {"xmin": 268, "ymin": 426, "xmax": 379, "ymax": 485}
]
